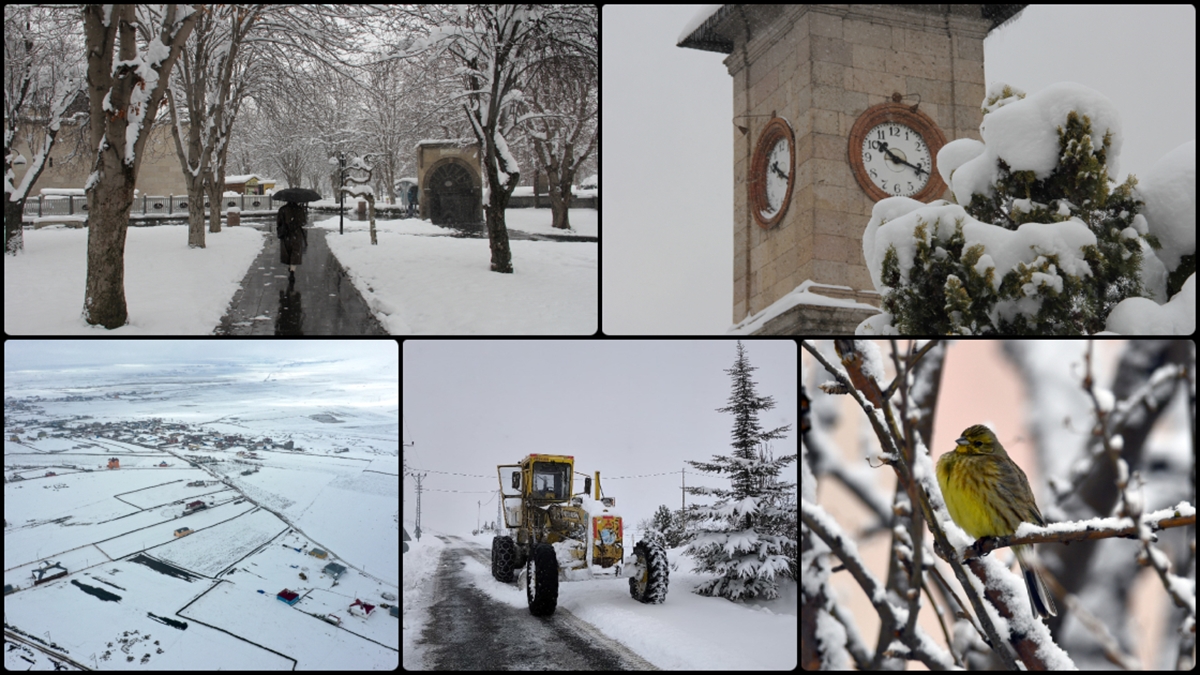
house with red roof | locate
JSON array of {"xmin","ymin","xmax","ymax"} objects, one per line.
[{"xmin": 349, "ymin": 598, "xmax": 376, "ymax": 618}]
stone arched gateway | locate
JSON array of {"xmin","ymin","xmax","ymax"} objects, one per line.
[{"xmin": 417, "ymin": 141, "xmax": 483, "ymax": 226}]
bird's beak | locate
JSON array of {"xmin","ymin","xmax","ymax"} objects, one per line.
[{"xmin": 955, "ymin": 436, "xmax": 969, "ymax": 448}]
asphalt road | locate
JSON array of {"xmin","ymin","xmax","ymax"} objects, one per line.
[{"xmin": 417, "ymin": 536, "xmax": 658, "ymax": 670}]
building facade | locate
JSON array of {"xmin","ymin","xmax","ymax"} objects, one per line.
[{"xmin": 679, "ymin": 5, "xmax": 1022, "ymax": 333}]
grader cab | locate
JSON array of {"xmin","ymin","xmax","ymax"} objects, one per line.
[{"xmin": 491, "ymin": 454, "xmax": 669, "ymax": 616}]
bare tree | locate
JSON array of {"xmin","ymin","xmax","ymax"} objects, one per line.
[
  {"xmin": 520, "ymin": 50, "xmax": 597, "ymax": 230},
  {"xmin": 82, "ymin": 5, "xmax": 199, "ymax": 329},
  {"xmin": 163, "ymin": 5, "xmax": 261, "ymax": 248},
  {"xmin": 406, "ymin": 5, "xmax": 597, "ymax": 274},
  {"xmin": 4, "ymin": 6, "xmax": 86, "ymax": 255}
]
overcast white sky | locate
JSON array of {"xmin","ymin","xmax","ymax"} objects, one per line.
[
  {"xmin": 602, "ymin": 5, "xmax": 1196, "ymax": 335},
  {"xmin": 402, "ymin": 340, "xmax": 797, "ymax": 538},
  {"xmin": 4, "ymin": 340, "xmax": 399, "ymax": 374}
]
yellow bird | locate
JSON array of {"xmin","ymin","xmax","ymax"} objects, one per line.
[{"xmin": 936, "ymin": 424, "xmax": 1057, "ymax": 618}]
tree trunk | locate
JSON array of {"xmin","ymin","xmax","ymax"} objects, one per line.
[
  {"xmin": 5, "ymin": 200, "xmax": 25, "ymax": 255},
  {"xmin": 84, "ymin": 154, "xmax": 138, "ymax": 329},
  {"xmin": 485, "ymin": 198, "xmax": 513, "ymax": 273},
  {"xmin": 186, "ymin": 171, "xmax": 206, "ymax": 249},
  {"xmin": 549, "ymin": 185, "xmax": 573, "ymax": 230},
  {"xmin": 207, "ymin": 170, "xmax": 222, "ymax": 233}
]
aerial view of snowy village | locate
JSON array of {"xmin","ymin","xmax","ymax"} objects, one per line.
[{"xmin": 3, "ymin": 340, "xmax": 400, "ymax": 670}]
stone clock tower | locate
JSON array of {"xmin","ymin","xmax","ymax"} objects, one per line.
[{"xmin": 679, "ymin": 5, "xmax": 1023, "ymax": 334}]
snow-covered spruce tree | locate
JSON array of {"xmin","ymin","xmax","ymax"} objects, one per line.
[
  {"xmin": 646, "ymin": 504, "xmax": 689, "ymax": 549},
  {"xmin": 871, "ymin": 83, "xmax": 1157, "ymax": 335},
  {"xmin": 684, "ymin": 341, "xmax": 795, "ymax": 601}
]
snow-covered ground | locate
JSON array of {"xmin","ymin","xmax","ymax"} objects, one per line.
[
  {"xmin": 316, "ymin": 209, "xmax": 598, "ymax": 334},
  {"xmin": 403, "ymin": 529, "xmax": 797, "ymax": 670},
  {"xmin": 5, "ymin": 207, "xmax": 597, "ymax": 335},
  {"xmin": 3, "ymin": 225, "xmax": 264, "ymax": 335},
  {"xmin": 4, "ymin": 357, "xmax": 399, "ymax": 670}
]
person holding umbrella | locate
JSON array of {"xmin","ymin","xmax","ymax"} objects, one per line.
[{"xmin": 272, "ymin": 188, "xmax": 320, "ymax": 285}]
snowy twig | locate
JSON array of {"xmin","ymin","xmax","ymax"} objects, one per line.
[{"xmin": 961, "ymin": 506, "xmax": 1195, "ymax": 559}]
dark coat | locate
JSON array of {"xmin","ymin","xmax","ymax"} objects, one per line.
[{"xmin": 276, "ymin": 202, "xmax": 308, "ymax": 265}]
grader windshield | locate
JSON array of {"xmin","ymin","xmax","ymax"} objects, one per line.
[{"xmin": 530, "ymin": 461, "xmax": 571, "ymax": 501}]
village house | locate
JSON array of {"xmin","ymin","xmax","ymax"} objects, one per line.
[
  {"xmin": 32, "ymin": 562, "xmax": 68, "ymax": 585},
  {"xmin": 277, "ymin": 589, "xmax": 301, "ymax": 606},
  {"xmin": 323, "ymin": 562, "xmax": 347, "ymax": 579},
  {"xmin": 349, "ymin": 599, "xmax": 376, "ymax": 618}
]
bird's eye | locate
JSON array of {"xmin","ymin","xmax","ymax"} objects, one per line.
[{"xmin": 973, "ymin": 440, "xmax": 981, "ymax": 447}]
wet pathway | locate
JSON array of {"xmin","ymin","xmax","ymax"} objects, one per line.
[{"xmin": 214, "ymin": 225, "xmax": 388, "ymax": 335}]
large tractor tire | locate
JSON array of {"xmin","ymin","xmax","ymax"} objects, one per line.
[
  {"xmin": 492, "ymin": 536, "xmax": 517, "ymax": 582},
  {"xmin": 526, "ymin": 543, "xmax": 559, "ymax": 616},
  {"xmin": 629, "ymin": 540, "xmax": 669, "ymax": 604}
]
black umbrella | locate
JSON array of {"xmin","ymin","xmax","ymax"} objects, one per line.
[{"xmin": 272, "ymin": 187, "xmax": 322, "ymax": 203}]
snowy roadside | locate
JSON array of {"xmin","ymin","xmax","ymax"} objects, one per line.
[
  {"xmin": 403, "ymin": 529, "xmax": 797, "ymax": 670},
  {"xmin": 402, "ymin": 531, "xmax": 447, "ymax": 669}
]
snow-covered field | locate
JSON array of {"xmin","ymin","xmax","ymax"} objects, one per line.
[
  {"xmin": 4, "ymin": 354, "xmax": 399, "ymax": 670},
  {"xmin": 403, "ymin": 530, "xmax": 797, "ymax": 670}
]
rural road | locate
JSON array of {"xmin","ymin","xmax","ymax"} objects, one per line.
[{"xmin": 417, "ymin": 535, "xmax": 658, "ymax": 670}]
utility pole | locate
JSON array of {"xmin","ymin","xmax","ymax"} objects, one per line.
[
  {"xmin": 681, "ymin": 466, "xmax": 686, "ymax": 511},
  {"xmin": 412, "ymin": 471, "xmax": 427, "ymax": 540}
]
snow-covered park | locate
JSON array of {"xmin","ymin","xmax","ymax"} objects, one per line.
[
  {"xmin": 6, "ymin": 6, "xmax": 597, "ymax": 335},
  {"xmin": 5, "ymin": 208, "xmax": 597, "ymax": 335}
]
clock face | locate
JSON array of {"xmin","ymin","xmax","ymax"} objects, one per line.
[
  {"xmin": 765, "ymin": 138, "xmax": 792, "ymax": 215},
  {"xmin": 750, "ymin": 117, "xmax": 795, "ymax": 229},
  {"xmin": 848, "ymin": 102, "xmax": 947, "ymax": 203},
  {"xmin": 860, "ymin": 122, "xmax": 932, "ymax": 197}
]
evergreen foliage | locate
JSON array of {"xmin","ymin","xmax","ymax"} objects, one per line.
[
  {"xmin": 648, "ymin": 505, "xmax": 690, "ymax": 549},
  {"xmin": 684, "ymin": 342, "xmax": 796, "ymax": 601},
  {"xmin": 882, "ymin": 92, "xmax": 1154, "ymax": 334}
]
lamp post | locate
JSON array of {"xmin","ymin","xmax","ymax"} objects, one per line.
[{"xmin": 338, "ymin": 152, "xmax": 346, "ymax": 235}]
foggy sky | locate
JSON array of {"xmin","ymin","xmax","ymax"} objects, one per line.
[{"xmin": 4, "ymin": 340, "xmax": 398, "ymax": 374}]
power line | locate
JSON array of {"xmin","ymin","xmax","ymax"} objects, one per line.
[
  {"xmin": 601, "ymin": 468, "xmax": 707, "ymax": 479},
  {"xmin": 421, "ymin": 487, "xmax": 496, "ymax": 493},
  {"xmin": 405, "ymin": 467, "xmax": 491, "ymax": 479}
]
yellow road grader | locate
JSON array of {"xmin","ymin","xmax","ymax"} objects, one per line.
[{"xmin": 491, "ymin": 454, "xmax": 669, "ymax": 616}]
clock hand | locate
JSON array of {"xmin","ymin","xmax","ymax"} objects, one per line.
[
  {"xmin": 878, "ymin": 142, "xmax": 927, "ymax": 176},
  {"xmin": 770, "ymin": 162, "xmax": 789, "ymax": 179}
]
